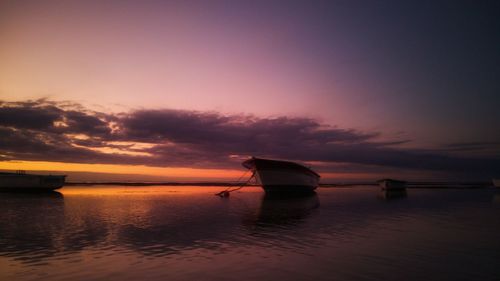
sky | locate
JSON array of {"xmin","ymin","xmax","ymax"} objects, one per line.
[{"xmin": 0, "ymin": 0, "xmax": 499, "ymax": 182}]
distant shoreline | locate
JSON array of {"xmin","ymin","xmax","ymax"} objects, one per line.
[{"xmin": 65, "ymin": 181, "xmax": 494, "ymax": 189}]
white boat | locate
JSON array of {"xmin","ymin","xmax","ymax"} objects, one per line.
[
  {"xmin": 242, "ymin": 157, "xmax": 320, "ymax": 194},
  {"xmin": 0, "ymin": 171, "xmax": 66, "ymax": 192},
  {"xmin": 493, "ymin": 179, "xmax": 500, "ymax": 188},
  {"xmin": 377, "ymin": 178, "xmax": 406, "ymax": 190}
]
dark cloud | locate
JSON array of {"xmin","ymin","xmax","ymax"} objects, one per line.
[
  {"xmin": 62, "ymin": 110, "xmax": 111, "ymax": 136},
  {"xmin": 0, "ymin": 99, "xmax": 499, "ymax": 178},
  {"xmin": 444, "ymin": 141, "xmax": 500, "ymax": 152},
  {"xmin": 0, "ymin": 103, "xmax": 62, "ymax": 130}
]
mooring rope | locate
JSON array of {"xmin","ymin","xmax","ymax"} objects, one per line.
[{"xmin": 215, "ymin": 170, "xmax": 255, "ymax": 197}]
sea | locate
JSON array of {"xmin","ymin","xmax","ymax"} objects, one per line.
[{"xmin": 1, "ymin": 186, "xmax": 499, "ymax": 281}]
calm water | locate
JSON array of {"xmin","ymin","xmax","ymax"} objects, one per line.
[{"xmin": 1, "ymin": 186, "xmax": 499, "ymax": 281}]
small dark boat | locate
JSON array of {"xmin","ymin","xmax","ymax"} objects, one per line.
[
  {"xmin": 242, "ymin": 157, "xmax": 320, "ymax": 194},
  {"xmin": 0, "ymin": 171, "xmax": 66, "ymax": 192}
]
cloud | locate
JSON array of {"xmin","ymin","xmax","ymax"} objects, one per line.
[
  {"xmin": 443, "ymin": 141, "xmax": 500, "ymax": 152},
  {"xmin": 0, "ymin": 99, "xmax": 499, "ymax": 178},
  {"xmin": 0, "ymin": 101, "xmax": 62, "ymax": 130}
]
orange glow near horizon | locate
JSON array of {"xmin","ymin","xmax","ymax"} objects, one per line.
[
  {"xmin": 0, "ymin": 160, "xmax": 243, "ymax": 180},
  {"xmin": 0, "ymin": 160, "xmax": 376, "ymax": 182}
]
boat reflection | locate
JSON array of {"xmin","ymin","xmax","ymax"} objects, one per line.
[
  {"xmin": 252, "ymin": 192, "xmax": 320, "ymax": 227},
  {"xmin": 0, "ymin": 191, "xmax": 65, "ymax": 264},
  {"xmin": 0, "ymin": 190, "xmax": 63, "ymax": 198},
  {"xmin": 378, "ymin": 189, "xmax": 407, "ymax": 200},
  {"xmin": 493, "ymin": 193, "xmax": 500, "ymax": 203}
]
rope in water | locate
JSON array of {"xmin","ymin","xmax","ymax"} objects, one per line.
[{"xmin": 215, "ymin": 169, "xmax": 255, "ymax": 197}]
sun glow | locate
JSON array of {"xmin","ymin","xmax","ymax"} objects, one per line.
[
  {"xmin": 0, "ymin": 160, "xmax": 243, "ymax": 180},
  {"xmin": 70, "ymin": 143, "xmax": 153, "ymax": 157},
  {"xmin": 65, "ymin": 134, "xmax": 90, "ymax": 140}
]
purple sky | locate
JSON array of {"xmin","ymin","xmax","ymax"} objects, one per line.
[{"xmin": 0, "ymin": 1, "xmax": 499, "ymax": 180}]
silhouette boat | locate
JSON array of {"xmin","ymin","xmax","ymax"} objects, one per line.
[
  {"xmin": 377, "ymin": 178, "xmax": 406, "ymax": 190},
  {"xmin": 0, "ymin": 171, "xmax": 66, "ymax": 192},
  {"xmin": 242, "ymin": 157, "xmax": 320, "ymax": 194}
]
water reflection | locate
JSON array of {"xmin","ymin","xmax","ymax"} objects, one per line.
[
  {"xmin": 0, "ymin": 192, "xmax": 65, "ymax": 264},
  {"xmin": 493, "ymin": 193, "xmax": 500, "ymax": 203},
  {"xmin": 377, "ymin": 189, "xmax": 407, "ymax": 200},
  {"xmin": 117, "ymin": 192, "xmax": 321, "ymax": 256},
  {"xmin": 254, "ymin": 193, "xmax": 320, "ymax": 227},
  {"xmin": 0, "ymin": 191, "xmax": 109, "ymax": 262},
  {"xmin": 0, "ymin": 188, "xmax": 322, "ymax": 262},
  {"xmin": 0, "ymin": 190, "xmax": 63, "ymax": 198},
  {"xmin": 1, "ymin": 186, "xmax": 500, "ymax": 281},
  {"xmin": 115, "ymin": 197, "xmax": 238, "ymax": 257}
]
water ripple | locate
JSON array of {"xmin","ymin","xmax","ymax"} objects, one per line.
[{"xmin": 1, "ymin": 187, "xmax": 500, "ymax": 281}]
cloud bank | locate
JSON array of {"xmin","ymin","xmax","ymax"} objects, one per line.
[{"xmin": 0, "ymin": 99, "xmax": 499, "ymax": 178}]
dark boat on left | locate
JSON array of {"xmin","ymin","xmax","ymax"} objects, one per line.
[{"xmin": 0, "ymin": 171, "xmax": 66, "ymax": 192}]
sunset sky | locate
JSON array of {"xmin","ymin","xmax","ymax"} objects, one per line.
[{"xmin": 1, "ymin": 0, "xmax": 499, "ymax": 181}]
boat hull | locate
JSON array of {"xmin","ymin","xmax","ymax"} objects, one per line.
[
  {"xmin": 0, "ymin": 174, "xmax": 66, "ymax": 192},
  {"xmin": 256, "ymin": 170, "xmax": 318, "ymax": 193},
  {"xmin": 243, "ymin": 158, "xmax": 320, "ymax": 194}
]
